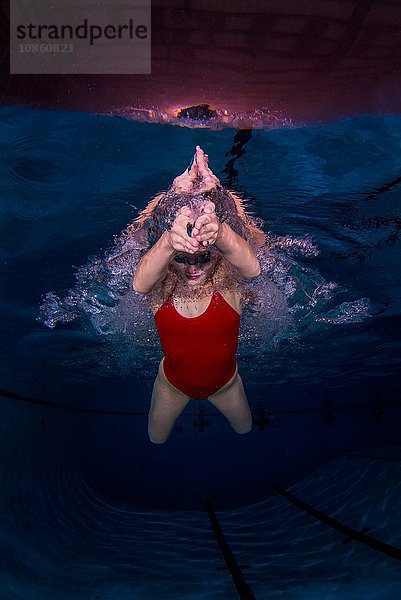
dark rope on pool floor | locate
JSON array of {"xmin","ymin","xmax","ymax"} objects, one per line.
[{"xmin": 274, "ymin": 484, "xmax": 401, "ymax": 563}]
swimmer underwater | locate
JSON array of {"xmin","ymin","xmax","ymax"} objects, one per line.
[{"xmin": 132, "ymin": 146, "xmax": 264, "ymax": 443}]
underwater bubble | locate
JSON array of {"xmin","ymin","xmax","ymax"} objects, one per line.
[
  {"xmin": 316, "ymin": 298, "xmax": 371, "ymax": 324},
  {"xmin": 39, "ymin": 180, "xmax": 370, "ymax": 374},
  {"xmin": 38, "ymin": 292, "xmax": 79, "ymax": 329}
]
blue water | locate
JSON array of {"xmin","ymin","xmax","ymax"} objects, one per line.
[{"xmin": 1, "ymin": 105, "xmax": 401, "ymax": 597}]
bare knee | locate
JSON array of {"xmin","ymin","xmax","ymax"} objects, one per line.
[
  {"xmin": 149, "ymin": 432, "xmax": 169, "ymax": 444},
  {"xmin": 232, "ymin": 415, "xmax": 252, "ymax": 435},
  {"xmin": 148, "ymin": 421, "xmax": 173, "ymax": 444},
  {"xmin": 238, "ymin": 421, "xmax": 252, "ymax": 435}
]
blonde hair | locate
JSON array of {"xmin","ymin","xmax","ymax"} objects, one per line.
[
  {"xmin": 126, "ymin": 186, "xmax": 265, "ymax": 310},
  {"xmin": 129, "ymin": 186, "xmax": 265, "ymax": 248}
]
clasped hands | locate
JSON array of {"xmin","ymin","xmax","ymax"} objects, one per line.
[
  {"xmin": 169, "ymin": 202, "xmax": 220, "ymax": 254},
  {"xmin": 168, "ymin": 145, "xmax": 221, "ymax": 253}
]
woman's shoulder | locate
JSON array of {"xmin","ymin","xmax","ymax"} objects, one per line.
[
  {"xmin": 218, "ymin": 288, "xmax": 242, "ymax": 315},
  {"xmin": 213, "ymin": 260, "xmax": 244, "ymax": 314}
]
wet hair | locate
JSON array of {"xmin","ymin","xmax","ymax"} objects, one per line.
[
  {"xmin": 120, "ymin": 183, "xmax": 267, "ymax": 311},
  {"xmin": 128, "ymin": 185, "xmax": 265, "ymax": 254}
]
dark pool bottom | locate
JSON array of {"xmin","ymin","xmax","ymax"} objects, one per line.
[{"xmin": 2, "ymin": 396, "xmax": 401, "ymax": 599}]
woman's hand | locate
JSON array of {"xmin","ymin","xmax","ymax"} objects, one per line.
[
  {"xmin": 192, "ymin": 201, "xmax": 220, "ymax": 247},
  {"xmin": 169, "ymin": 206, "xmax": 200, "ymax": 253},
  {"xmin": 169, "ymin": 201, "xmax": 220, "ymax": 252}
]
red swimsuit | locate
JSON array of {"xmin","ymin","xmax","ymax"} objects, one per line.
[{"xmin": 154, "ymin": 292, "xmax": 240, "ymax": 399}]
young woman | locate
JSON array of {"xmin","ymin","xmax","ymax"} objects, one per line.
[{"xmin": 133, "ymin": 146, "xmax": 262, "ymax": 443}]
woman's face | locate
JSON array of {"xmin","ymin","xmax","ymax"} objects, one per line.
[{"xmin": 172, "ymin": 251, "xmax": 217, "ymax": 286}]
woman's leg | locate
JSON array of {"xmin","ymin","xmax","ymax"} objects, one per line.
[
  {"xmin": 148, "ymin": 360, "xmax": 190, "ymax": 444},
  {"xmin": 208, "ymin": 370, "xmax": 252, "ymax": 434}
]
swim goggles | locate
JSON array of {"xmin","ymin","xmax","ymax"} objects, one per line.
[{"xmin": 173, "ymin": 251, "xmax": 212, "ymax": 266}]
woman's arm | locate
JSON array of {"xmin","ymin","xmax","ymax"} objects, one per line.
[
  {"xmin": 133, "ymin": 206, "xmax": 198, "ymax": 294},
  {"xmin": 133, "ymin": 231, "xmax": 175, "ymax": 294},
  {"xmin": 193, "ymin": 202, "xmax": 260, "ymax": 279},
  {"xmin": 215, "ymin": 222, "xmax": 260, "ymax": 279}
]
